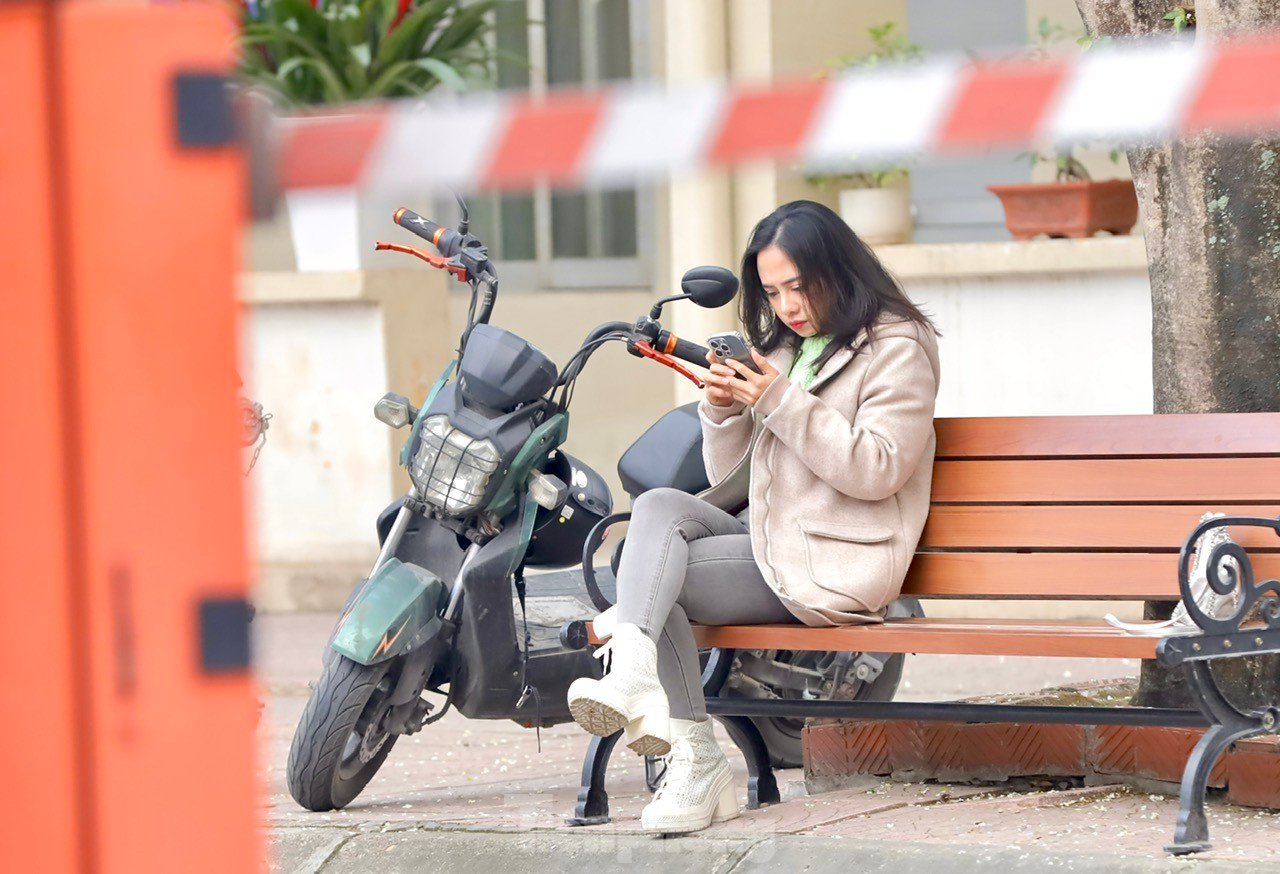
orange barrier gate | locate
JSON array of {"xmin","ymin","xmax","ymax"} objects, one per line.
[{"xmin": 1, "ymin": 1, "xmax": 260, "ymax": 871}]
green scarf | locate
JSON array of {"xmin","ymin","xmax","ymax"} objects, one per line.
[{"xmin": 787, "ymin": 334, "xmax": 833, "ymax": 390}]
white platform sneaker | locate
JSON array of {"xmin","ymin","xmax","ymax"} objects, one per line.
[
  {"xmin": 641, "ymin": 718, "xmax": 740, "ymax": 834},
  {"xmin": 567, "ymin": 622, "xmax": 671, "ymax": 757}
]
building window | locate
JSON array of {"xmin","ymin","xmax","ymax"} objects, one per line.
[
  {"xmin": 905, "ymin": 0, "xmax": 1029, "ymax": 242},
  {"xmin": 462, "ymin": 0, "xmax": 652, "ymax": 288}
]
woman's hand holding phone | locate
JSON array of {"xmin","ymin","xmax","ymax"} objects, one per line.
[
  {"xmin": 723, "ymin": 350, "xmax": 780, "ymax": 407},
  {"xmin": 704, "ymin": 350, "xmax": 738, "ymax": 407},
  {"xmin": 704, "ymin": 348, "xmax": 780, "ymax": 408}
]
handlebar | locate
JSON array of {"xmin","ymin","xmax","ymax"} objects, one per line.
[
  {"xmin": 654, "ymin": 330, "xmax": 712, "ymax": 370},
  {"xmin": 394, "ymin": 207, "xmax": 463, "ymax": 257},
  {"xmin": 385, "ymin": 206, "xmax": 499, "ymax": 348},
  {"xmin": 384, "ymin": 204, "xmax": 722, "ymax": 406}
]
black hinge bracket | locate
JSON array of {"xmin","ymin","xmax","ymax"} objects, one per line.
[
  {"xmin": 198, "ymin": 597, "xmax": 253, "ymax": 674},
  {"xmin": 173, "ymin": 72, "xmax": 235, "ymax": 149}
]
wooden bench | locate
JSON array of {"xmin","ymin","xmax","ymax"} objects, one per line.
[{"xmin": 565, "ymin": 412, "xmax": 1280, "ymax": 854}]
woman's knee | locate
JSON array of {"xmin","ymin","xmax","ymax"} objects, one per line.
[{"xmin": 630, "ymin": 486, "xmax": 699, "ymax": 520}]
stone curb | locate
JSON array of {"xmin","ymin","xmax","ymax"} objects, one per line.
[{"xmin": 272, "ymin": 825, "xmax": 1268, "ymax": 873}]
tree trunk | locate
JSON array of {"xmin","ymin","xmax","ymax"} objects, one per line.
[{"xmin": 1073, "ymin": 0, "xmax": 1280, "ymax": 710}]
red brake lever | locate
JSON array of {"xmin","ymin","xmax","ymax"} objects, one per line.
[
  {"xmin": 632, "ymin": 341, "xmax": 706, "ymax": 389},
  {"xmin": 374, "ymin": 241, "xmax": 469, "ymax": 282}
]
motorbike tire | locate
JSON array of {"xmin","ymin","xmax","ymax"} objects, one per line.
[
  {"xmin": 287, "ymin": 654, "xmax": 399, "ymax": 811},
  {"xmin": 746, "ymin": 652, "xmax": 906, "ymax": 770}
]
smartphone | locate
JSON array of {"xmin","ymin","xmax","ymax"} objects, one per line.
[{"xmin": 708, "ymin": 331, "xmax": 762, "ymax": 375}]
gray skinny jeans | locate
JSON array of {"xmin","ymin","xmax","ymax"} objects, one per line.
[{"xmin": 615, "ymin": 487, "xmax": 801, "ymax": 720}]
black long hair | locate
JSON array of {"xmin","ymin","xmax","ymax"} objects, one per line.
[{"xmin": 740, "ymin": 200, "xmax": 938, "ymax": 371}]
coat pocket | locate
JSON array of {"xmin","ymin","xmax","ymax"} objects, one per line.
[{"xmin": 798, "ymin": 520, "xmax": 896, "ymax": 607}]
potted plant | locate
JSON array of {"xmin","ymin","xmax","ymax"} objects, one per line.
[
  {"xmin": 808, "ymin": 23, "xmax": 923, "ymax": 246},
  {"xmin": 236, "ymin": 0, "xmax": 503, "ymax": 269},
  {"xmin": 988, "ymin": 148, "xmax": 1138, "ymax": 240},
  {"xmin": 986, "ymin": 18, "xmax": 1139, "ymax": 240},
  {"xmin": 237, "ymin": 0, "xmax": 502, "ymax": 106},
  {"xmin": 818, "ymin": 166, "xmax": 913, "ymax": 246}
]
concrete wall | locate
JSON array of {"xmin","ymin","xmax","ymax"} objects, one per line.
[{"xmin": 884, "ymin": 238, "xmax": 1154, "ymax": 416}]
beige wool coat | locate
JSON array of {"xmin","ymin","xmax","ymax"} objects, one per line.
[{"xmin": 696, "ymin": 313, "xmax": 941, "ymax": 626}]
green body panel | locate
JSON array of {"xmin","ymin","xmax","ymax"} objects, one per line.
[
  {"xmin": 508, "ymin": 488, "xmax": 541, "ymax": 576},
  {"xmin": 331, "ymin": 558, "xmax": 447, "ymax": 665},
  {"xmin": 483, "ymin": 411, "xmax": 569, "ymax": 520},
  {"xmin": 401, "ymin": 359, "xmax": 457, "ymax": 467}
]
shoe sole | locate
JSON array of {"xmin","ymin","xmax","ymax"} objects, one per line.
[
  {"xmin": 626, "ymin": 733, "xmax": 671, "ymax": 758},
  {"xmin": 644, "ymin": 808, "xmax": 739, "ymax": 835},
  {"xmin": 569, "ymin": 698, "xmax": 672, "ymax": 756},
  {"xmin": 650, "ymin": 808, "xmax": 742, "ymax": 839},
  {"xmin": 568, "ymin": 696, "xmax": 629, "ymax": 738}
]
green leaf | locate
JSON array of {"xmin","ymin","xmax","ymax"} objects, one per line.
[
  {"xmin": 273, "ymin": 54, "xmax": 348, "ymax": 103},
  {"xmin": 277, "ymin": 55, "xmax": 348, "ymax": 103},
  {"xmin": 242, "ymin": 25, "xmax": 325, "ymax": 62},
  {"xmin": 411, "ymin": 56, "xmax": 467, "ymax": 91},
  {"xmin": 373, "ymin": 0, "xmax": 453, "ymax": 70},
  {"xmin": 425, "ymin": 1, "xmax": 498, "ymax": 57},
  {"xmin": 346, "ymin": 44, "xmax": 370, "ymax": 92},
  {"xmin": 274, "ymin": 0, "xmax": 328, "ymax": 42},
  {"xmin": 366, "ymin": 0, "xmax": 398, "ymax": 53},
  {"xmin": 367, "ymin": 56, "xmax": 465, "ymax": 97},
  {"xmin": 1163, "ymin": 10, "xmax": 1179, "ymax": 20}
]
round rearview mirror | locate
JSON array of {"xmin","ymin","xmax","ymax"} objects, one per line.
[{"xmin": 680, "ymin": 266, "xmax": 738, "ymax": 309}]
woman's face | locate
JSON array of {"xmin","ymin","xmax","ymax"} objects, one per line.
[{"xmin": 757, "ymin": 244, "xmax": 818, "ymax": 338}]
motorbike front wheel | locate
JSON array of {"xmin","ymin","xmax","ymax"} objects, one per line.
[{"xmin": 287, "ymin": 654, "xmax": 399, "ymax": 811}]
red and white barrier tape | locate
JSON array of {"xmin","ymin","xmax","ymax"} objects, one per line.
[{"xmin": 278, "ymin": 33, "xmax": 1280, "ymax": 194}]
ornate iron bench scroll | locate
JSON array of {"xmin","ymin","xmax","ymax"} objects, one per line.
[{"xmin": 1155, "ymin": 514, "xmax": 1280, "ymax": 855}]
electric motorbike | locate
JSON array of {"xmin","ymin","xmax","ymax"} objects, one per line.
[{"xmin": 286, "ymin": 200, "xmax": 915, "ymax": 811}]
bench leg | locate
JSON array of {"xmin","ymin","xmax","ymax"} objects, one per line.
[
  {"xmin": 715, "ymin": 714, "xmax": 781, "ymax": 809},
  {"xmin": 565, "ymin": 730, "xmax": 621, "ymax": 826},
  {"xmin": 702, "ymin": 646, "xmax": 780, "ymax": 809},
  {"xmin": 1167, "ymin": 661, "xmax": 1279, "ymax": 855}
]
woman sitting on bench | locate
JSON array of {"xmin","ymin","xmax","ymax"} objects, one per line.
[{"xmin": 567, "ymin": 199, "xmax": 942, "ymax": 834}]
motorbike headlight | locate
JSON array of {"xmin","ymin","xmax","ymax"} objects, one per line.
[{"xmin": 409, "ymin": 415, "xmax": 502, "ymax": 516}]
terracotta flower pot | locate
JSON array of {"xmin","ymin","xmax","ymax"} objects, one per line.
[{"xmin": 987, "ymin": 178, "xmax": 1139, "ymax": 240}]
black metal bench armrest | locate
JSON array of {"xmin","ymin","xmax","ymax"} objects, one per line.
[
  {"xmin": 1156, "ymin": 513, "xmax": 1280, "ymax": 667},
  {"xmin": 1157, "ymin": 626, "xmax": 1280, "ymax": 665},
  {"xmin": 1174, "ymin": 513, "xmax": 1280, "ymax": 633}
]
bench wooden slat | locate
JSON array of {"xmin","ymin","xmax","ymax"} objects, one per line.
[
  {"xmin": 687, "ymin": 619, "xmax": 1159, "ymax": 659},
  {"xmin": 931, "ymin": 458, "xmax": 1280, "ymax": 503},
  {"xmin": 904, "ymin": 552, "xmax": 1172, "ymax": 599},
  {"xmin": 901, "ymin": 552, "xmax": 1279, "ymax": 599},
  {"xmin": 935, "ymin": 413, "xmax": 1280, "ymax": 459},
  {"xmin": 919, "ymin": 505, "xmax": 1280, "ymax": 550}
]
